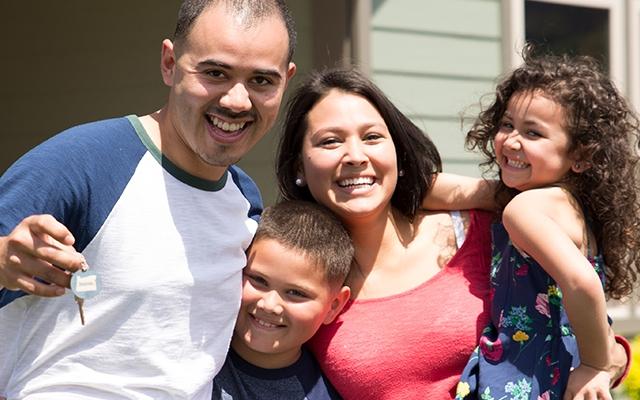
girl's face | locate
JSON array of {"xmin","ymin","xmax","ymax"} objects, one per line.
[
  {"xmin": 299, "ymin": 89, "xmax": 398, "ymax": 223},
  {"xmin": 494, "ymin": 90, "xmax": 575, "ymax": 191}
]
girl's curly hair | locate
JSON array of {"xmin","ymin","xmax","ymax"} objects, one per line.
[{"xmin": 467, "ymin": 45, "xmax": 640, "ymax": 299}]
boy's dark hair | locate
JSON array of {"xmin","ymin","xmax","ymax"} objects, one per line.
[
  {"xmin": 276, "ymin": 67, "xmax": 442, "ymax": 221},
  {"xmin": 467, "ymin": 44, "xmax": 640, "ymax": 299},
  {"xmin": 173, "ymin": 0, "xmax": 296, "ymax": 62},
  {"xmin": 254, "ymin": 200, "xmax": 353, "ymax": 286}
]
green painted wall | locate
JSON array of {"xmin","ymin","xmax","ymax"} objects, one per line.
[{"xmin": 370, "ymin": 0, "xmax": 503, "ymax": 176}]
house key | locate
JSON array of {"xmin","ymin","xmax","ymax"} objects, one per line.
[{"xmin": 70, "ymin": 258, "xmax": 100, "ymax": 325}]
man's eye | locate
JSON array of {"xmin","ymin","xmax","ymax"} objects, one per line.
[
  {"xmin": 253, "ymin": 76, "xmax": 273, "ymax": 86},
  {"xmin": 206, "ymin": 70, "xmax": 225, "ymax": 78}
]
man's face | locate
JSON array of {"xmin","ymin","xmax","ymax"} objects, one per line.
[{"xmin": 161, "ymin": 3, "xmax": 296, "ymax": 180}]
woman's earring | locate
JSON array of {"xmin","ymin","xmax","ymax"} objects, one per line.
[
  {"xmin": 295, "ymin": 177, "xmax": 305, "ymax": 187},
  {"xmin": 398, "ymin": 169, "xmax": 405, "ymax": 177}
]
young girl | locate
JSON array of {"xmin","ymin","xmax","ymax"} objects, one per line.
[{"xmin": 438, "ymin": 48, "xmax": 640, "ymax": 399}]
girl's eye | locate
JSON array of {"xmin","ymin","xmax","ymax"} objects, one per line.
[{"xmin": 500, "ymin": 121, "xmax": 514, "ymax": 130}]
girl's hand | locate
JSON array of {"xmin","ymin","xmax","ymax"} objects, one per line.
[{"xmin": 564, "ymin": 364, "xmax": 612, "ymax": 400}]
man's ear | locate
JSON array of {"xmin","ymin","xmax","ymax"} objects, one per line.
[
  {"xmin": 160, "ymin": 39, "xmax": 177, "ymax": 86},
  {"xmin": 286, "ymin": 62, "xmax": 297, "ymax": 83},
  {"xmin": 323, "ymin": 286, "xmax": 351, "ymax": 325}
]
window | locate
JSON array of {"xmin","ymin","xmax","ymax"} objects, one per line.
[
  {"xmin": 504, "ymin": 0, "xmax": 624, "ymax": 90},
  {"xmin": 525, "ymin": 1, "xmax": 609, "ymax": 71}
]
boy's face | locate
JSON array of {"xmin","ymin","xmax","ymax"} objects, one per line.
[{"xmin": 232, "ymin": 237, "xmax": 349, "ymax": 368}]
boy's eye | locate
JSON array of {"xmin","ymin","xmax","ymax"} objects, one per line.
[
  {"xmin": 525, "ymin": 130, "xmax": 542, "ymax": 138},
  {"xmin": 286, "ymin": 289, "xmax": 308, "ymax": 299},
  {"xmin": 247, "ymin": 274, "xmax": 267, "ymax": 287}
]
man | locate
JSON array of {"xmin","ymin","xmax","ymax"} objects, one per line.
[{"xmin": 0, "ymin": 0, "xmax": 296, "ymax": 398}]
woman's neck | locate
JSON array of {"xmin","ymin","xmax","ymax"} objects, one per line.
[{"xmin": 346, "ymin": 207, "xmax": 415, "ymax": 278}]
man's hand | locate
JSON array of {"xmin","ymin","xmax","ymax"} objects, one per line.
[
  {"xmin": 564, "ymin": 364, "xmax": 612, "ymax": 400},
  {"xmin": 0, "ymin": 215, "xmax": 84, "ymax": 297}
]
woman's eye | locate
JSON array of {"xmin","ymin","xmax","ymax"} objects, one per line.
[
  {"xmin": 364, "ymin": 133, "xmax": 382, "ymax": 141},
  {"xmin": 319, "ymin": 137, "xmax": 340, "ymax": 146}
]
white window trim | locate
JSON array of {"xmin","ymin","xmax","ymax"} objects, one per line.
[
  {"xmin": 629, "ymin": 0, "xmax": 640, "ymax": 111},
  {"xmin": 502, "ymin": 0, "xmax": 625, "ymax": 91}
]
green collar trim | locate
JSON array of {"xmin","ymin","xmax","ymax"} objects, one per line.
[{"xmin": 126, "ymin": 115, "xmax": 228, "ymax": 191}]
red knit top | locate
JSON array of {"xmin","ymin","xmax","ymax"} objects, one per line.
[{"xmin": 308, "ymin": 210, "xmax": 493, "ymax": 399}]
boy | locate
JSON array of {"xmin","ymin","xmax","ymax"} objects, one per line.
[{"xmin": 212, "ymin": 200, "xmax": 353, "ymax": 400}]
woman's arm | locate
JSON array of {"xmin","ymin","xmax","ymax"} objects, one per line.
[
  {"xmin": 423, "ymin": 173, "xmax": 497, "ymax": 211},
  {"xmin": 611, "ymin": 335, "xmax": 631, "ymax": 387}
]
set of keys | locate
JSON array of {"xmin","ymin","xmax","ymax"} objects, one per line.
[{"xmin": 70, "ymin": 258, "xmax": 100, "ymax": 325}]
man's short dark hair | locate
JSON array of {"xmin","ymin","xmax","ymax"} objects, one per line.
[{"xmin": 173, "ymin": 0, "xmax": 296, "ymax": 62}]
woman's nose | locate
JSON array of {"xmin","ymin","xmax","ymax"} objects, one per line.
[{"xmin": 343, "ymin": 140, "xmax": 368, "ymax": 166}]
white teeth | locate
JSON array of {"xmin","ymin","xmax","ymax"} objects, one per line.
[
  {"xmin": 338, "ymin": 177, "xmax": 375, "ymax": 187},
  {"xmin": 211, "ymin": 116, "xmax": 246, "ymax": 132},
  {"xmin": 254, "ymin": 317, "xmax": 279, "ymax": 328},
  {"xmin": 507, "ymin": 158, "xmax": 528, "ymax": 169}
]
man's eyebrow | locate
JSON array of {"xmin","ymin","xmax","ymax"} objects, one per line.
[{"xmin": 196, "ymin": 59, "xmax": 282, "ymax": 80}]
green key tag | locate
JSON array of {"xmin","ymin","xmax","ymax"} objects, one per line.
[{"xmin": 71, "ymin": 269, "xmax": 101, "ymax": 300}]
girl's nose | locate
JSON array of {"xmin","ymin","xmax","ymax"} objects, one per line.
[{"xmin": 504, "ymin": 133, "xmax": 522, "ymax": 151}]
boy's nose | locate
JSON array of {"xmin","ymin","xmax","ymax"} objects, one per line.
[
  {"xmin": 257, "ymin": 290, "xmax": 284, "ymax": 315},
  {"xmin": 220, "ymin": 83, "xmax": 252, "ymax": 113}
]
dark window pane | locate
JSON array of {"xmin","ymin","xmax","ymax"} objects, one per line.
[{"xmin": 525, "ymin": 1, "xmax": 609, "ymax": 72}]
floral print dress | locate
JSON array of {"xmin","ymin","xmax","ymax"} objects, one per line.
[{"xmin": 456, "ymin": 222, "xmax": 605, "ymax": 400}]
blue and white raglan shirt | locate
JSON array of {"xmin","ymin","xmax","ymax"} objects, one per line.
[{"xmin": 0, "ymin": 115, "xmax": 261, "ymax": 400}]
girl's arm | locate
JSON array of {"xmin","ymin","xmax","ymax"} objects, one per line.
[
  {"xmin": 503, "ymin": 189, "xmax": 614, "ymax": 383},
  {"xmin": 423, "ymin": 173, "xmax": 498, "ymax": 211}
]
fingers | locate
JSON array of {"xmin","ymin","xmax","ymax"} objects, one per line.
[
  {"xmin": 0, "ymin": 215, "xmax": 83, "ymax": 296},
  {"xmin": 7, "ymin": 252, "xmax": 72, "ymax": 291}
]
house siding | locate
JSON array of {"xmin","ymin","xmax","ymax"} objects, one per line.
[{"xmin": 370, "ymin": 0, "xmax": 503, "ymax": 176}]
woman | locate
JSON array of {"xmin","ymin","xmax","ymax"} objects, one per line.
[{"xmin": 275, "ymin": 68, "xmax": 629, "ymax": 398}]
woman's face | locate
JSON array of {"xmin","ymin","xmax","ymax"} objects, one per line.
[{"xmin": 299, "ymin": 89, "xmax": 398, "ymax": 223}]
